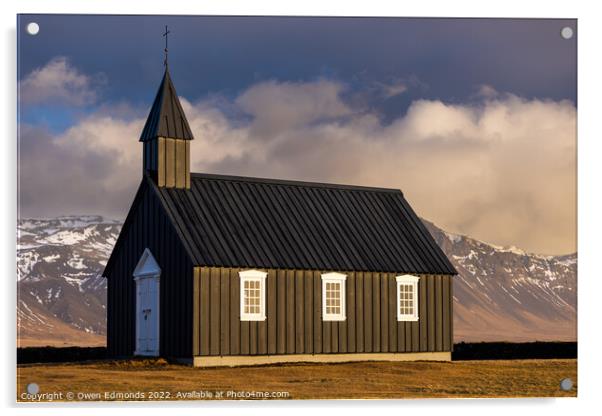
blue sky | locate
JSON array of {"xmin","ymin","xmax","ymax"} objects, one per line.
[
  {"xmin": 17, "ymin": 15, "xmax": 577, "ymax": 254},
  {"xmin": 18, "ymin": 15, "xmax": 576, "ymax": 127}
]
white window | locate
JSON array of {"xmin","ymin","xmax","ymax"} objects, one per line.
[
  {"xmin": 396, "ymin": 275, "xmax": 420, "ymax": 321},
  {"xmin": 239, "ymin": 270, "xmax": 267, "ymax": 321},
  {"xmin": 321, "ymin": 272, "xmax": 347, "ymax": 321}
]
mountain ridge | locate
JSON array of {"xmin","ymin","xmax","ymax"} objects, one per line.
[{"xmin": 16, "ymin": 216, "xmax": 576, "ymax": 346}]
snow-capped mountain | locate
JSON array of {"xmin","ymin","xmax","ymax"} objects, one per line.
[
  {"xmin": 423, "ymin": 220, "xmax": 576, "ymax": 342},
  {"xmin": 17, "ymin": 216, "xmax": 120, "ymax": 346},
  {"xmin": 16, "ymin": 216, "xmax": 576, "ymax": 346}
]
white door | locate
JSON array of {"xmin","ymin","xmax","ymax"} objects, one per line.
[
  {"xmin": 133, "ymin": 249, "xmax": 161, "ymax": 356},
  {"xmin": 136, "ymin": 277, "xmax": 159, "ymax": 355}
]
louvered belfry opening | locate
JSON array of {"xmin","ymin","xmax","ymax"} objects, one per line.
[{"xmin": 140, "ymin": 68, "xmax": 194, "ymax": 189}]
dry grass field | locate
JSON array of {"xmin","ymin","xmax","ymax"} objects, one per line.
[{"xmin": 17, "ymin": 358, "xmax": 576, "ymax": 401}]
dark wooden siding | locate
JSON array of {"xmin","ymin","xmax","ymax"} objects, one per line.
[
  {"xmin": 193, "ymin": 268, "xmax": 452, "ymax": 356},
  {"xmin": 107, "ymin": 182, "xmax": 194, "ymax": 358}
]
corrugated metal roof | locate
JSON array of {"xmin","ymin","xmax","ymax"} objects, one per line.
[
  {"xmin": 139, "ymin": 69, "xmax": 194, "ymax": 141},
  {"xmin": 153, "ymin": 173, "xmax": 457, "ymax": 275}
]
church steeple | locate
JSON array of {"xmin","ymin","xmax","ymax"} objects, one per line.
[
  {"xmin": 140, "ymin": 68, "xmax": 194, "ymax": 142},
  {"xmin": 140, "ymin": 66, "xmax": 193, "ymax": 189}
]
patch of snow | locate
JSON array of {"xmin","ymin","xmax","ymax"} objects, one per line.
[
  {"xmin": 445, "ymin": 231, "xmax": 462, "ymax": 243},
  {"xmin": 63, "ymin": 276, "xmax": 86, "ymax": 292},
  {"xmin": 500, "ymin": 286, "xmax": 522, "ymax": 304},
  {"xmin": 43, "ymin": 254, "xmax": 60, "ymax": 263},
  {"xmin": 19, "ymin": 300, "xmax": 48, "ymax": 324},
  {"xmin": 17, "ymin": 251, "xmax": 40, "ymax": 280},
  {"xmin": 17, "ymin": 243, "xmax": 42, "ymax": 250},
  {"xmin": 29, "ymin": 291, "xmax": 43, "ymax": 305},
  {"xmin": 67, "ymin": 255, "xmax": 86, "ymax": 270},
  {"xmin": 42, "ymin": 230, "xmax": 88, "ymax": 245},
  {"xmin": 555, "ymin": 257, "xmax": 577, "ymax": 267}
]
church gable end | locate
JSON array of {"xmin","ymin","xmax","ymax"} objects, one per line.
[{"xmin": 104, "ymin": 175, "xmax": 195, "ymax": 358}]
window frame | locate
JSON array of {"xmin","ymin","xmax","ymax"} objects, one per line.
[
  {"xmin": 321, "ymin": 272, "xmax": 347, "ymax": 321},
  {"xmin": 239, "ymin": 269, "xmax": 267, "ymax": 321},
  {"xmin": 396, "ymin": 274, "xmax": 420, "ymax": 321}
]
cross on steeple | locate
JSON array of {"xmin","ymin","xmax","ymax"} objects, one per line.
[{"xmin": 163, "ymin": 25, "xmax": 170, "ymax": 67}]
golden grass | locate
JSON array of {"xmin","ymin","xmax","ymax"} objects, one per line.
[{"xmin": 17, "ymin": 358, "xmax": 576, "ymax": 401}]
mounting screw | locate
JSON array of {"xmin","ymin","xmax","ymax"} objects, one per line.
[
  {"xmin": 560, "ymin": 378, "xmax": 573, "ymax": 391},
  {"xmin": 26, "ymin": 22, "xmax": 39, "ymax": 36},
  {"xmin": 560, "ymin": 27, "xmax": 574, "ymax": 40},
  {"xmin": 26, "ymin": 382, "xmax": 39, "ymax": 394}
]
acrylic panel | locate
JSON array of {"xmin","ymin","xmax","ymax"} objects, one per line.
[{"xmin": 16, "ymin": 14, "xmax": 577, "ymax": 402}]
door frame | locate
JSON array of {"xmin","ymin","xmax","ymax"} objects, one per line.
[{"xmin": 133, "ymin": 248, "xmax": 161, "ymax": 356}]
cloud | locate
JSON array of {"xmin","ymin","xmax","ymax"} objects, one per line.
[
  {"xmin": 374, "ymin": 80, "xmax": 408, "ymax": 98},
  {"xmin": 235, "ymin": 79, "xmax": 352, "ymax": 138},
  {"xmin": 18, "ymin": 79, "xmax": 576, "ymax": 255},
  {"xmin": 18, "ymin": 116, "xmax": 143, "ymax": 218},
  {"xmin": 475, "ymin": 84, "xmax": 499, "ymax": 99},
  {"xmin": 19, "ymin": 57, "xmax": 104, "ymax": 106}
]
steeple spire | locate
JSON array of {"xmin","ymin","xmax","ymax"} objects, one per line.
[
  {"xmin": 139, "ymin": 68, "xmax": 194, "ymax": 141},
  {"xmin": 139, "ymin": 31, "xmax": 193, "ymax": 189}
]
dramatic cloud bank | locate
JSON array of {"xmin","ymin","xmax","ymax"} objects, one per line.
[
  {"xmin": 19, "ymin": 57, "xmax": 104, "ymax": 106},
  {"xmin": 19, "ymin": 76, "xmax": 576, "ymax": 255}
]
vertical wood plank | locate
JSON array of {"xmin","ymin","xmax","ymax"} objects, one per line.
[
  {"xmin": 257, "ymin": 272, "xmax": 268, "ymax": 354},
  {"xmin": 355, "ymin": 272, "xmax": 364, "ymax": 352},
  {"xmin": 277, "ymin": 270, "xmax": 286, "ymax": 354},
  {"xmin": 210, "ymin": 268, "xmax": 220, "ymax": 355},
  {"xmin": 152, "ymin": 138, "xmax": 157, "ymax": 170},
  {"xmin": 388, "ymin": 273, "xmax": 397, "ymax": 352},
  {"xmin": 200, "ymin": 267, "xmax": 210, "ymax": 355},
  {"xmin": 372, "ymin": 273, "xmax": 381, "ymax": 352},
  {"xmin": 419, "ymin": 275, "xmax": 428, "ymax": 351},
  {"xmin": 240, "ymin": 268, "xmax": 250, "ymax": 355},
  {"xmin": 165, "ymin": 138, "xmax": 175, "ymax": 188},
  {"xmin": 192, "ymin": 267, "xmax": 200, "ymax": 356},
  {"xmin": 322, "ymin": 321, "xmax": 331, "ymax": 353},
  {"xmin": 405, "ymin": 321, "xmax": 412, "ymax": 352},
  {"xmin": 220, "ymin": 268, "xmax": 230, "ymax": 355},
  {"xmin": 267, "ymin": 270, "xmax": 277, "ymax": 354},
  {"xmin": 230, "ymin": 268, "xmax": 240, "ymax": 355},
  {"xmin": 364, "ymin": 272, "xmax": 372, "ymax": 352},
  {"xmin": 158, "ymin": 137, "xmax": 165, "ymax": 186},
  {"xmin": 295, "ymin": 270, "xmax": 304, "ymax": 353},
  {"xmin": 435, "ymin": 276, "xmax": 443, "ymax": 351},
  {"xmin": 331, "ymin": 322, "xmax": 339, "ymax": 353},
  {"xmin": 338, "ymin": 276, "xmax": 347, "ymax": 353},
  {"xmin": 313, "ymin": 271, "xmax": 322, "ymax": 353},
  {"xmin": 346, "ymin": 272, "xmax": 356, "ymax": 353},
  {"xmin": 428, "ymin": 275, "xmax": 436, "ymax": 352},
  {"xmin": 249, "ymin": 321, "xmax": 258, "ymax": 355},
  {"xmin": 240, "ymin": 320, "xmax": 250, "ymax": 355},
  {"xmin": 175, "ymin": 140, "xmax": 185, "ymax": 188},
  {"xmin": 322, "ymin": 271, "xmax": 331, "ymax": 354},
  {"xmin": 286, "ymin": 270, "xmax": 295, "ymax": 354},
  {"xmin": 304, "ymin": 270, "xmax": 313, "ymax": 353},
  {"xmin": 185, "ymin": 141, "xmax": 190, "ymax": 189},
  {"xmin": 380, "ymin": 273, "xmax": 388, "ymax": 352},
  {"xmin": 397, "ymin": 306, "xmax": 406, "ymax": 353},
  {"xmin": 442, "ymin": 275, "xmax": 451, "ymax": 351}
]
